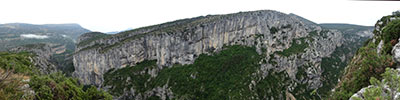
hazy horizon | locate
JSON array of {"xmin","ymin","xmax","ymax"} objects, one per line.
[{"xmin": 0, "ymin": 0, "xmax": 399, "ymax": 32}]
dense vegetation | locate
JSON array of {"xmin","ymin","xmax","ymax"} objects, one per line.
[
  {"xmin": 0, "ymin": 52, "xmax": 38, "ymax": 74},
  {"xmin": 0, "ymin": 68, "xmax": 32, "ymax": 100},
  {"xmin": 104, "ymin": 45, "xmax": 262, "ymax": 99},
  {"xmin": 331, "ymin": 42, "xmax": 393, "ymax": 99},
  {"xmin": 276, "ymin": 37, "xmax": 309, "ymax": 57},
  {"xmin": 153, "ymin": 46, "xmax": 262, "ymax": 99},
  {"xmin": 0, "ymin": 23, "xmax": 88, "ymax": 75},
  {"xmin": 103, "ymin": 60, "xmax": 156, "ymax": 96},
  {"xmin": 0, "ymin": 52, "xmax": 112, "ymax": 100},
  {"xmin": 104, "ymin": 45, "xmax": 322, "ymax": 99},
  {"xmin": 29, "ymin": 73, "xmax": 112, "ymax": 100},
  {"xmin": 380, "ymin": 20, "xmax": 400, "ymax": 54},
  {"xmin": 49, "ymin": 50, "xmax": 75, "ymax": 76},
  {"xmin": 331, "ymin": 18, "xmax": 400, "ymax": 99},
  {"xmin": 352, "ymin": 68, "xmax": 400, "ymax": 100},
  {"xmin": 317, "ymin": 28, "xmax": 371, "ymax": 98}
]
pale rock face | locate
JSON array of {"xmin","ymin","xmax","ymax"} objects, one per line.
[
  {"xmin": 377, "ymin": 40, "xmax": 384, "ymax": 55},
  {"xmin": 350, "ymin": 68, "xmax": 400, "ymax": 100},
  {"xmin": 74, "ymin": 10, "xmax": 324, "ymax": 86},
  {"xmin": 72, "ymin": 10, "xmax": 370, "ymax": 99},
  {"xmin": 349, "ymin": 86, "xmax": 375, "ymax": 100},
  {"xmin": 392, "ymin": 39, "xmax": 400, "ymax": 63}
]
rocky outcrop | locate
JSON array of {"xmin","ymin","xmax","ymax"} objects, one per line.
[
  {"xmin": 392, "ymin": 39, "xmax": 400, "ymax": 63},
  {"xmin": 75, "ymin": 10, "xmax": 322, "ymax": 85},
  {"xmin": 73, "ymin": 10, "xmax": 372, "ymax": 99},
  {"xmin": 10, "ymin": 43, "xmax": 60, "ymax": 74},
  {"xmin": 351, "ymin": 28, "xmax": 400, "ymax": 99},
  {"xmin": 333, "ymin": 11, "xmax": 400, "ymax": 100},
  {"xmin": 350, "ymin": 86, "xmax": 375, "ymax": 99},
  {"xmin": 350, "ymin": 68, "xmax": 400, "ymax": 100}
]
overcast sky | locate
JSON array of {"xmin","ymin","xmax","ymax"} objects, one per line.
[{"xmin": 0, "ymin": 0, "xmax": 399, "ymax": 32}]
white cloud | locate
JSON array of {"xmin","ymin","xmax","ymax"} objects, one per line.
[
  {"xmin": 21, "ymin": 34, "xmax": 49, "ymax": 39},
  {"xmin": 0, "ymin": 0, "xmax": 399, "ymax": 32}
]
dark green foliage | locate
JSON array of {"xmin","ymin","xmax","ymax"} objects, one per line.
[
  {"xmin": 104, "ymin": 45, "xmax": 264, "ymax": 99},
  {"xmin": 352, "ymin": 68, "xmax": 400, "ymax": 100},
  {"xmin": 270, "ymin": 27, "xmax": 279, "ymax": 34},
  {"xmin": 0, "ymin": 69, "xmax": 33, "ymax": 100},
  {"xmin": 29, "ymin": 73, "xmax": 112, "ymax": 100},
  {"xmin": 282, "ymin": 24, "xmax": 292, "ymax": 29},
  {"xmin": 50, "ymin": 50, "xmax": 75, "ymax": 76},
  {"xmin": 374, "ymin": 15, "xmax": 400, "ymax": 36},
  {"xmin": 331, "ymin": 20, "xmax": 400, "ymax": 99},
  {"xmin": 276, "ymin": 37, "xmax": 308, "ymax": 57},
  {"xmin": 85, "ymin": 86, "xmax": 113, "ymax": 100},
  {"xmin": 103, "ymin": 60, "xmax": 156, "ymax": 96},
  {"xmin": 0, "ymin": 52, "xmax": 38, "ymax": 74},
  {"xmin": 103, "ymin": 45, "xmax": 324, "ymax": 99},
  {"xmin": 308, "ymin": 30, "xmax": 319, "ymax": 37},
  {"xmin": 254, "ymin": 34, "xmax": 264, "ymax": 38},
  {"xmin": 331, "ymin": 42, "xmax": 393, "ymax": 99},
  {"xmin": 0, "ymin": 51, "xmax": 112, "ymax": 100},
  {"xmin": 381, "ymin": 20, "xmax": 400, "ymax": 54},
  {"xmin": 268, "ymin": 54, "xmax": 278, "ymax": 65},
  {"xmin": 318, "ymin": 33, "xmax": 370, "ymax": 98},
  {"xmin": 254, "ymin": 71, "xmax": 290, "ymax": 99},
  {"xmin": 147, "ymin": 95, "xmax": 161, "ymax": 100},
  {"xmin": 152, "ymin": 45, "xmax": 261, "ymax": 99},
  {"xmin": 315, "ymin": 22, "xmax": 375, "ymax": 99}
]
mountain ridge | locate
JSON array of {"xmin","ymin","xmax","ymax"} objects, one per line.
[
  {"xmin": 0, "ymin": 23, "xmax": 90, "ymax": 51},
  {"xmin": 72, "ymin": 10, "xmax": 373, "ymax": 99}
]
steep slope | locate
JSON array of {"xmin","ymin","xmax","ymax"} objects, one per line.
[
  {"xmin": 0, "ymin": 23, "xmax": 91, "ymax": 75},
  {"xmin": 331, "ymin": 12, "xmax": 400, "ymax": 99},
  {"xmin": 8, "ymin": 43, "xmax": 58, "ymax": 74},
  {"xmin": 0, "ymin": 51, "xmax": 112, "ymax": 100},
  {"xmin": 317, "ymin": 23, "xmax": 374, "ymax": 97},
  {"xmin": 73, "ymin": 10, "xmax": 372, "ymax": 99},
  {"xmin": 0, "ymin": 23, "xmax": 90, "ymax": 51}
]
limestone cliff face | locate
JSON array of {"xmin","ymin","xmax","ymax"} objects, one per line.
[
  {"xmin": 73, "ymin": 10, "xmax": 371, "ymax": 99},
  {"xmin": 76, "ymin": 10, "xmax": 311, "ymax": 85}
]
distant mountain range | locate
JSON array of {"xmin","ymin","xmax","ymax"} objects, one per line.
[{"xmin": 0, "ymin": 23, "xmax": 90, "ymax": 51}]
